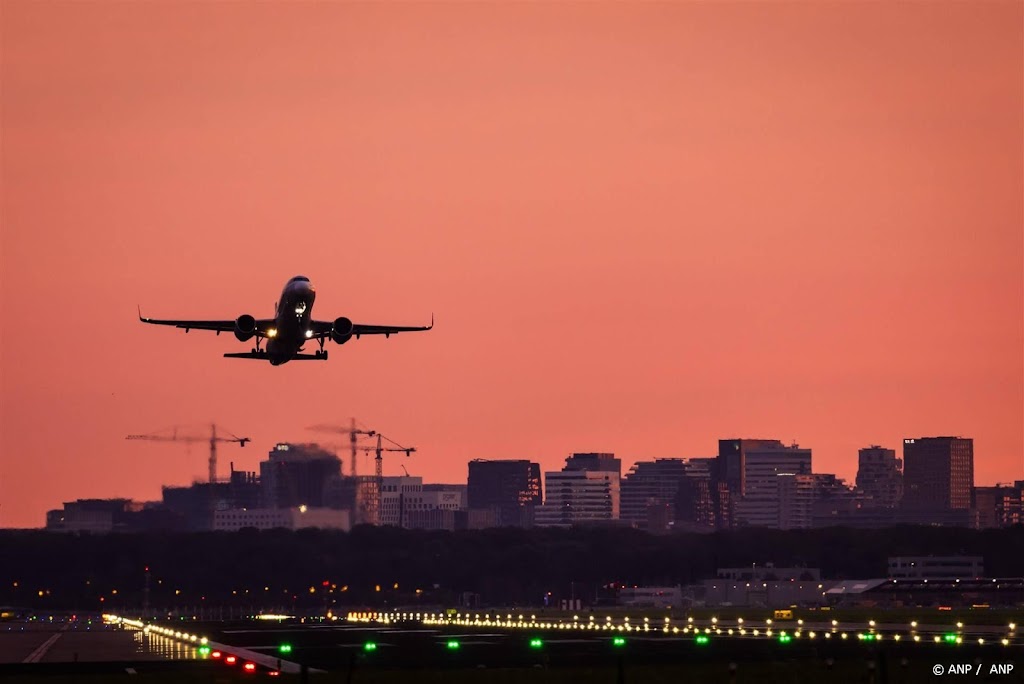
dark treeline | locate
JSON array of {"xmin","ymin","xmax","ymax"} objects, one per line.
[{"xmin": 2, "ymin": 525, "xmax": 1022, "ymax": 612}]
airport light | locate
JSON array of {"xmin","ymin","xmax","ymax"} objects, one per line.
[
  {"xmin": 243, "ymin": 662, "xmax": 256, "ymax": 672},
  {"xmin": 364, "ymin": 642, "xmax": 377, "ymax": 652},
  {"xmin": 529, "ymin": 638, "xmax": 543, "ymax": 649},
  {"xmin": 778, "ymin": 634, "xmax": 792, "ymax": 644},
  {"xmin": 446, "ymin": 640, "xmax": 460, "ymax": 650},
  {"xmin": 944, "ymin": 633, "xmax": 958, "ymax": 643},
  {"xmin": 226, "ymin": 655, "xmax": 237, "ymax": 664},
  {"xmin": 613, "ymin": 637, "xmax": 626, "ymax": 647},
  {"xmin": 278, "ymin": 644, "xmax": 292, "ymax": 654},
  {"xmin": 198, "ymin": 646, "xmax": 211, "ymax": 656}
]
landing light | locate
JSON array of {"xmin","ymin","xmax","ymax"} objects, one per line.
[
  {"xmin": 267, "ymin": 329, "xmax": 278, "ymax": 338},
  {"xmin": 305, "ymin": 330, "xmax": 313, "ymax": 338}
]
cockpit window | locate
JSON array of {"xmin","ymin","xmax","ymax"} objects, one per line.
[{"xmin": 289, "ymin": 275, "xmax": 310, "ymax": 283}]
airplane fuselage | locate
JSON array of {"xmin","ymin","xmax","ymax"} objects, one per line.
[{"xmin": 265, "ymin": 277, "xmax": 316, "ymax": 365}]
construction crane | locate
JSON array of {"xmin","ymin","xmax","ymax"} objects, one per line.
[
  {"xmin": 306, "ymin": 421, "xmax": 415, "ymax": 526},
  {"xmin": 305, "ymin": 419, "xmax": 376, "ymax": 477},
  {"xmin": 126, "ymin": 424, "xmax": 250, "ymax": 483},
  {"xmin": 356, "ymin": 433, "xmax": 416, "ymax": 482}
]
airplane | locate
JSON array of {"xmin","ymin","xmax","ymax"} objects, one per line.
[{"xmin": 139, "ymin": 275, "xmax": 432, "ymax": 365}]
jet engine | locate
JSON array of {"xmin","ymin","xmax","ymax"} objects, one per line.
[
  {"xmin": 234, "ymin": 314, "xmax": 257, "ymax": 342},
  {"xmin": 332, "ymin": 317, "xmax": 354, "ymax": 344}
]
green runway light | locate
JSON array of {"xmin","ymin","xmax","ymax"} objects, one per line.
[
  {"xmin": 529, "ymin": 638, "xmax": 543, "ymax": 649},
  {"xmin": 613, "ymin": 637, "xmax": 626, "ymax": 647},
  {"xmin": 944, "ymin": 634, "xmax": 958, "ymax": 643},
  {"xmin": 364, "ymin": 642, "xmax": 377, "ymax": 652},
  {"xmin": 198, "ymin": 646, "xmax": 211, "ymax": 656},
  {"xmin": 778, "ymin": 634, "xmax": 792, "ymax": 644},
  {"xmin": 278, "ymin": 644, "xmax": 292, "ymax": 654},
  {"xmin": 446, "ymin": 640, "xmax": 460, "ymax": 650},
  {"xmin": 695, "ymin": 635, "xmax": 710, "ymax": 645}
]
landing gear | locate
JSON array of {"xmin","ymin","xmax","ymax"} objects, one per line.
[{"xmin": 315, "ymin": 350, "xmax": 328, "ymax": 360}]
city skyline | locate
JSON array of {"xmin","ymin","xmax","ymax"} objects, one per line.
[
  {"xmin": 3, "ymin": 2, "xmax": 1022, "ymax": 529},
  {"xmin": 37, "ymin": 433, "xmax": 1024, "ymax": 531}
]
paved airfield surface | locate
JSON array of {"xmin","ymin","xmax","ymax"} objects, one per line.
[{"xmin": 0, "ymin": 620, "xmax": 190, "ymax": 663}]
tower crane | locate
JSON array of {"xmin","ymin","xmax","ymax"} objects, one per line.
[
  {"xmin": 356, "ymin": 433, "xmax": 416, "ymax": 482},
  {"xmin": 126, "ymin": 424, "xmax": 250, "ymax": 483},
  {"xmin": 305, "ymin": 421, "xmax": 416, "ymax": 525},
  {"xmin": 306, "ymin": 419, "xmax": 376, "ymax": 477}
]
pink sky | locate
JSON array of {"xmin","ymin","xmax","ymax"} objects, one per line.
[{"xmin": 2, "ymin": 2, "xmax": 1021, "ymax": 528}]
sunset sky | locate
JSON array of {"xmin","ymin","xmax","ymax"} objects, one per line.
[{"xmin": 2, "ymin": 2, "xmax": 1021, "ymax": 529}]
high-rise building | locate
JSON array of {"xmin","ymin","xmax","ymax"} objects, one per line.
[
  {"xmin": 535, "ymin": 452, "xmax": 622, "ymax": 527},
  {"xmin": 259, "ymin": 443, "xmax": 341, "ymax": 509},
  {"xmin": 620, "ymin": 458, "xmax": 713, "ymax": 530},
  {"xmin": 379, "ymin": 476, "xmax": 424, "ymax": 527},
  {"xmin": 973, "ymin": 484, "xmax": 1023, "ymax": 528},
  {"xmin": 732, "ymin": 442, "xmax": 812, "ymax": 529},
  {"xmin": 620, "ymin": 459, "xmax": 687, "ymax": 528},
  {"xmin": 675, "ymin": 475, "xmax": 716, "ymax": 531},
  {"xmin": 467, "ymin": 460, "xmax": 542, "ymax": 527},
  {"xmin": 405, "ymin": 484, "xmax": 468, "ymax": 531},
  {"xmin": 535, "ymin": 470, "xmax": 620, "ymax": 527},
  {"xmin": 856, "ymin": 446, "xmax": 903, "ymax": 508},
  {"xmin": 716, "ymin": 439, "xmax": 787, "ymax": 498},
  {"xmin": 902, "ymin": 437, "xmax": 974, "ymax": 510}
]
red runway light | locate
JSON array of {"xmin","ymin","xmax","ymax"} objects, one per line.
[
  {"xmin": 225, "ymin": 655, "xmax": 237, "ymax": 664},
  {"xmin": 269, "ymin": 673, "xmax": 280, "ymax": 677},
  {"xmin": 243, "ymin": 662, "xmax": 256, "ymax": 672},
  {"xmin": 211, "ymin": 651, "xmax": 222, "ymax": 658}
]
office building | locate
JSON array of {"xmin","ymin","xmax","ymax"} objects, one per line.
[
  {"xmin": 535, "ymin": 469, "xmax": 620, "ymax": 527},
  {"xmin": 888, "ymin": 556, "xmax": 983, "ymax": 579},
  {"xmin": 379, "ymin": 476, "xmax": 424, "ymax": 527},
  {"xmin": 733, "ymin": 442, "xmax": 812, "ymax": 529},
  {"xmin": 974, "ymin": 484, "xmax": 1023, "ymax": 528},
  {"xmin": 260, "ymin": 443, "xmax": 341, "ymax": 509},
  {"xmin": 902, "ymin": 437, "xmax": 974, "ymax": 510},
  {"xmin": 212, "ymin": 506, "xmax": 350, "ymax": 531},
  {"xmin": 620, "ymin": 459, "xmax": 690, "ymax": 529},
  {"xmin": 717, "ymin": 439, "xmax": 788, "ymax": 498},
  {"xmin": 856, "ymin": 446, "xmax": 902, "ymax": 508},
  {"xmin": 467, "ymin": 460, "xmax": 542, "ymax": 527}
]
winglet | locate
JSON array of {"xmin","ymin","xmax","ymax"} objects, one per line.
[
  {"xmin": 138, "ymin": 305, "xmax": 144, "ymax": 321},
  {"xmin": 430, "ymin": 312, "xmax": 434, "ymax": 329}
]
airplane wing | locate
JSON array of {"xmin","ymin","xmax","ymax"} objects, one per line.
[
  {"xmin": 139, "ymin": 309, "xmax": 276, "ymax": 336},
  {"xmin": 309, "ymin": 315, "xmax": 433, "ymax": 339}
]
